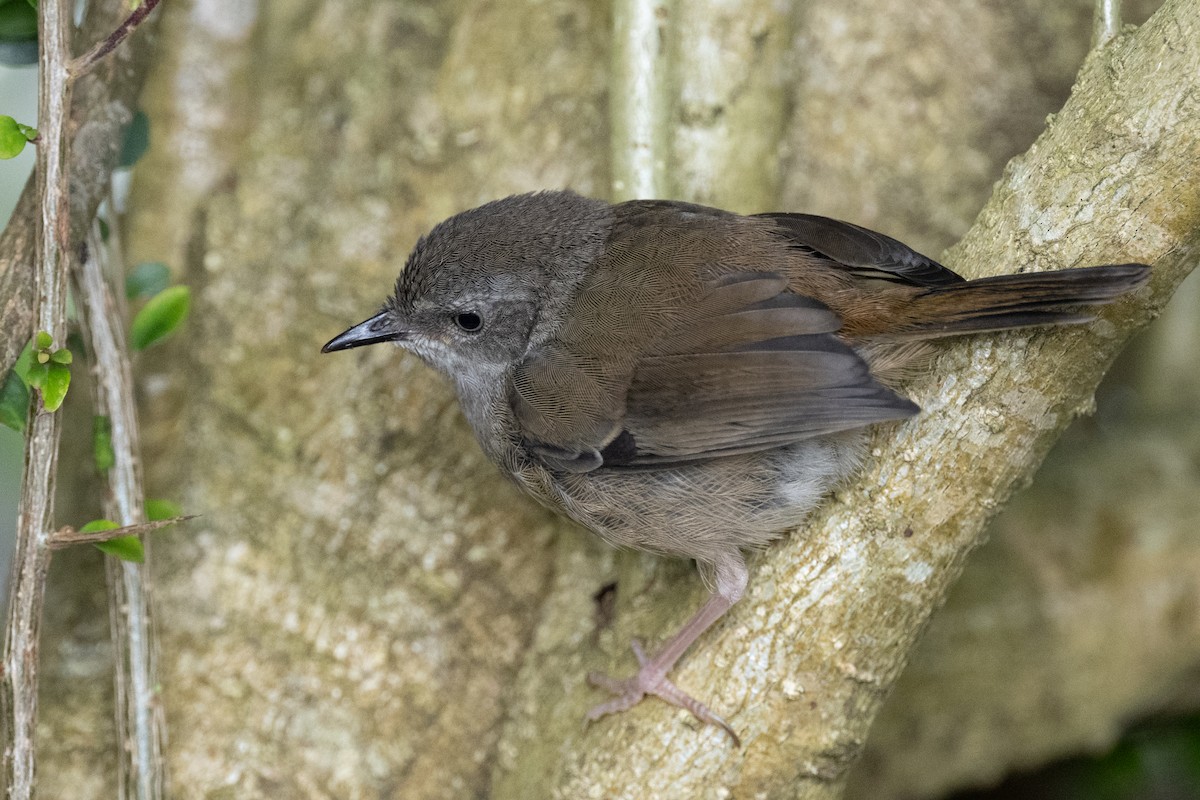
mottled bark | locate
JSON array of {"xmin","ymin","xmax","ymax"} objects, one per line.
[
  {"xmin": 848, "ymin": 312, "xmax": 1200, "ymax": 797},
  {"xmin": 35, "ymin": 0, "xmax": 1198, "ymax": 798}
]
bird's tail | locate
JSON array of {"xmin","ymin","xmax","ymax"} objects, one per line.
[{"xmin": 892, "ymin": 263, "xmax": 1150, "ymax": 338}]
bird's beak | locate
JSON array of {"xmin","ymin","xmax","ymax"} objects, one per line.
[{"xmin": 321, "ymin": 311, "xmax": 408, "ymax": 353}]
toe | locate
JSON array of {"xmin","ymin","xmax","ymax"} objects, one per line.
[
  {"xmin": 587, "ymin": 671, "xmax": 630, "ymax": 693},
  {"xmin": 586, "ymin": 690, "xmax": 646, "ymax": 722},
  {"xmin": 646, "ymin": 677, "xmax": 742, "ymax": 747}
]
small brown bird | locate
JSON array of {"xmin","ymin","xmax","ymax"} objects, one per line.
[{"xmin": 323, "ymin": 190, "xmax": 1148, "ymax": 743}]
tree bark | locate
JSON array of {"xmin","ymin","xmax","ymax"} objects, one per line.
[
  {"xmin": 0, "ymin": 0, "xmax": 160, "ymax": 375},
  {"xmin": 847, "ymin": 336, "xmax": 1200, "ymax": 797},
  {"xmin": 35, "ymin": 0, "xmax": 1198, "ymax": 797}
]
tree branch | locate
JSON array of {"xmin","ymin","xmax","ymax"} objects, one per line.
[
  {"xmin": 2, "ymin": 0, "xmax": 74, "ymax": 795},
  {"xmin": 75, "ymin": 219, "xmax": 168, "ymax": 800},
  {"xmin": 1, "ymin": 1, "xmax": 165, "ymax": 796},
  {"xmin": 71, "ymin": 0, "xmax": 164, "ymax": 79},
  {"xmin": 847, "ymin": 385, "xmax": 1200, "ymax": 798},
  {"xmin": 48, "ymin": 518, "xmax": 190, "ymax": 549},
  {"xmin": 0, "ymin": 0, "xmax": 161, "ymax": 376},
  {"xmin": 494, "ymin": 1, "xmax": 1200, "ymax": 796}
]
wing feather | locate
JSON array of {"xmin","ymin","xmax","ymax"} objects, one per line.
[
  {"xmin": 754, "ymin": 212, "xmax": 965, "ymax": 288},
  {"xmin": 511, "ymin": 205, "xmax": 919, "ymax": 472}
]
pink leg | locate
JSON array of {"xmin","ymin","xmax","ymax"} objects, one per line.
[{"xmin": 587, "ymin": 552, "xmax": 748, "ymax": 745}]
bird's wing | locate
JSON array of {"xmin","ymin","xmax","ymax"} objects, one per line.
[
  {"xmin": 752, "ymin": 212, "xmax": 965, "ymax": 288},
  {"xmin": 511, "ymin": 205, "xmax": 918, "ymax": 473}
]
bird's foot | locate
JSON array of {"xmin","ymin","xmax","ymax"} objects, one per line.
[{"xmin": 586, "ymin": 639, "xmax": 740, "ymax": 746}]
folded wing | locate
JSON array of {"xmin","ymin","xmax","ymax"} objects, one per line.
[{"xmin": 513, "ymin": 265, "xmax": 917, "ymax": 472}]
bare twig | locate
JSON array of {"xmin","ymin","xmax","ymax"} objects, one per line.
[
  {"xmin": 48, "ymin": 518, "xmax": 192, "ymax": 550},
  {"xmin": 75, "ymin": 219, "xmax": 169, "ymax": 799},
  {"xmin": 1093, "ymin": 0, "xmax": 1123, "ymax": 48},
  {"xmin": 1, "ymin": 0, "xmax": 74, "ymax": 795},
  {"xmin": 71, "ymin": 0, "xmax": 164, "ymax": 79}
]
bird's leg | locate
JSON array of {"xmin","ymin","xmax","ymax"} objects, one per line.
[{"xmin": 587, "ymin": 552, "xmax": 748, "ymax": 745}]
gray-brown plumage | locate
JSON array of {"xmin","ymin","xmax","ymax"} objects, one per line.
[{"xmin": 323, "ymin": 190, "xmax": 1149, "ymax": 744}]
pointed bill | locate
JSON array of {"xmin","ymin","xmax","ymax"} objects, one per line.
[{"xmin": 321, "ymin": 311, "xmax": 407, "ymax": 353}]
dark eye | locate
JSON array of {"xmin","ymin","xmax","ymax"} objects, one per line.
[{"xmin": 453, "ymin": 311, "xmax": 483, "ymax": 332}]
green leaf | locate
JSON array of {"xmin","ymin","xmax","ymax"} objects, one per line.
[
  {"xmin": 50, "ymin": 348, "xmax": 71, "ymax": 365},
  {"xmin": 130, "ymin": 285, "xmax": 190, "ymax": 350},
  {"xmin": 94, "ymin": 536, "xmax": 145, "ymax": 563},
  {"xmin": 35, "ymin": 330, "xmax": 51, "ymax": 350},
  {"xmin": 24, "ymin": 361, "xmax": 48, "ymax": 389},
  {"xmin": 125, "ymin": 262, "xmax": 171, "ymax": 299},
  {"xmin": 119, "ymin": 110, "xmax": 150, "ymax": 168},
  {"xmin": 41, "ymin": 362, "xmax": 70, "ymax": 412},
  {"xmin": 0, "ymin": 2, "xmax": 37, "ymax": 41},
  {"xmin": 79, "ymin": 520, "xmax": 146, "ymax": 563},
  {"xmin": 12, "ymin": 341, "xmax": 34, "ymax": 385},
  {"xmin": 0, "ymin": 116, "xmax": 28, "ymax": 159},
  {"xmin": 93, "ymin": 415, "xmax": 114, "ymax": 471},
  {"xmin": 79, "ymin": 519, "xmax": 120, "ymax": 534},
  {"xmin": 145, "ymin": 498, "xmax": 183, "ymax": 522},
  {"xmin": 0, "ymin": 369, "xmax": 29, "ymax": 432}
]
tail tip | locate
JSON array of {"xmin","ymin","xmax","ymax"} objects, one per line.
[{"xmin": 1092, "ymin": 262, "xmax": 1152, "ymax": 289}]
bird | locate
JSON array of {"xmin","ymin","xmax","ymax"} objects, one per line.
[{"xmin": 322, "ymin": 189, "xmax": 1149, "ymax": 744}]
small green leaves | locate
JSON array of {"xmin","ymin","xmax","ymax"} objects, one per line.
[
  {"xmin": 126, "ymin": 264, "xmax": 190, "ymax": 350},
  {"xmin": 12, "ymin": 341, "xmax": 32, "ymax": 376},
  {"xmin": 145, "ymin": 498, "xmax": 182, "ymax": 521},
  {"xmin": 130, "ymin": 285, "xmax": 190, "ymax": 350},
  {"xmin": 93, "ymin": 415, "xmax": 115, "ymax": 471},
  {"xmin": 0, "ymin": 114, "xmax": 37, "ymax": 159},
  {"xmin": 0, "ymin": 115, "xmax": 36, "ymax": 158},
  {"xmin": 42, "ymin": 362, "xmax": 70, "ymax": 411},
  {"xmin": 68, "ymin": 513, "xmax": 186, "ymax": 562},
  {"xmin": 119, "ymin": 110, "xmax": 150, "ymax": 168},
  {"xmin": 0, "ymin": 369, "xmax": 29, "ymax": 432},
  {"xmin": 81, "ymin": 520, "xmax": 145, "ymax": 563},
  {"xmin": 126, "ymin": 261, "xmax": 172, "ymax": 299},
  {"xmin": 13, "ymin": 332, "xmax": 72, "ymax": 412},
  {"xmin": 96, "ymin": 537, "xmax": 145, "ymax": 562},
  {"xmin": 0, "ymin": 124, "xmax": 21, "ymax": 153}
]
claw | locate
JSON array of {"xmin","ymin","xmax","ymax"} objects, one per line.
[
  {"xmin": 586, "ymin": 641, "xmax": 740, "ymax": 745},
  {"xmin": 583, "ymin": 571, "xmax": 746, "ymax": 745},
  {"xmin": 585, "ymin": 687, "xmax": 645, "ymax": 721},
  {"xmin": 649, "ymin": 678, "xmax": 741, "ymax": 747}
]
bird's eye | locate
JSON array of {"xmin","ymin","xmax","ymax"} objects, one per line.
[{"xmin": 453, "ymin": 311, "xmax": 483, "ymax": 332}]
